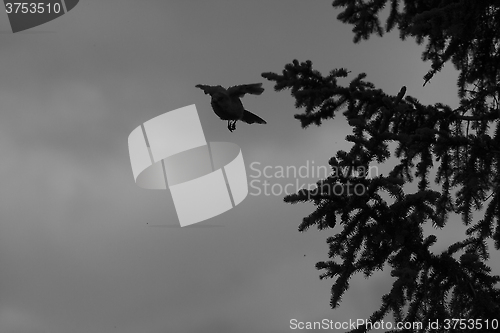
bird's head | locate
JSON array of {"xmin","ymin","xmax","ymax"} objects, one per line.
[
  {"xmin": 212, "ymin": 85, "xmax": 224, "ymax": 93},
  {"xmin": 211, "ymin": 91, "xmax": 228, "ymax": 104}
]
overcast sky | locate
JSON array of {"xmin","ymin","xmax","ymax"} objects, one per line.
[{"xmin": 0, "ymin": 1, "xmax": 497, "ymax": 333}]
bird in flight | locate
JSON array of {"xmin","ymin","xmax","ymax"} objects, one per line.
[{"xmin": 195, "ymin": 83, "xmax": 267, "ymax": 132}]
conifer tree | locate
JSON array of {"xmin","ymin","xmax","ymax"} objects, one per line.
[{"xmin": 262, "ymin": 1, "xmax": 500, "ymax": 332}]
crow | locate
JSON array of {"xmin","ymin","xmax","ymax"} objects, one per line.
[{"xmin": 195, "ymin": 83, "xmax": 267, "ymax": 132}]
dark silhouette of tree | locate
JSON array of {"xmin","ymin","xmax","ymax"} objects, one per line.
[{"xmin": 262, "ymin": 1, "xmax": 500, "ymax": 332}]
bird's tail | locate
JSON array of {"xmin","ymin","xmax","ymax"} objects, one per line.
[{"xmin": 241, "ymin": 110, "xmax": 267, "ymax": 124}]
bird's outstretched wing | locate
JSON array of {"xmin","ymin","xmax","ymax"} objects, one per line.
[
  {"xmin": 241, "ymin": 110, "xmax": 266, "ymax": 124},
  {"xmin": 395, "ymin": 86, "xmax": 407, "ymax": 104},
  {"xmin": 195, "ymin": 84, "xmax": 226, "ymax": 96},
  {"xmin": 227, "ymin": 83, "xmax": 264, "ymax": 98}
]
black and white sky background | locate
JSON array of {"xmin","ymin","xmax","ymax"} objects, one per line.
[{"xmin": 0, "ymin": 1, "xmax": 498, "ymax": 332}]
